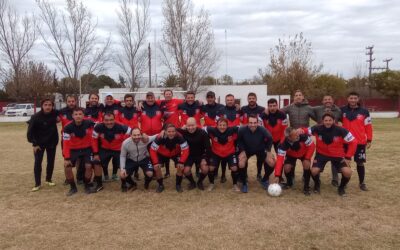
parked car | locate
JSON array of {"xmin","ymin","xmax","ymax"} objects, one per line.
[
  {"xmin": 2, "ymin": 103, "xmax": 17, "ymax": 113},
  {"xmin": 5, "ymin": 103, "xmax": 35, "ymax": 116}
]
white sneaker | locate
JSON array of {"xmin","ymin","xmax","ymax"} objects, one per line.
[
  {"xmin": 232, "ymin": 184, "xmax": 240, "ymax": 192},
  {"xmin": 207, "ymin": 184, "xmax": 215, "ymax": 191}
]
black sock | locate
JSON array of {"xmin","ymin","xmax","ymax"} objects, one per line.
[
  {"xmin": 239, "ymin": 168, "xmax": 247, "ymax": 185},
  {"xmin": 286, "ymin": 171, "xmax": 293, "ymax": 186},
  {"xmin": 312, "ymin": 174, "xmax": 320, "ymax": 187},
  {"xmin": 176, "ymin": 175, "xmax": 183, "ymax": 186},
  {"xmin": 264, "ymin": 164, "xmax": 274, "ymax": 179},
  {"xmin": 303, "ymin": 169, "xmax": 311, "ymax": 189},
  {"xmin": 145, "ymin": 176, "xmax": 152, "ymax": 186},
  {"xmin": 257, "ymin": 162, "xmax": 262, "ymax": 176},
  {"xmin": 198, "ymin": 173, "xmax": 207, "ymax": 183},
  {"xmin": 121, "ymin": 179, "xmax": 127, "ymax": 186},
  {"xmin": 84, "ymin": 178, "xmax": 91, "ymax": 188},
  {"xmin": 208, "ymin": 172, "xmax": 215, "ymax": 184},
  {"xmin": 69, "ymin": 180, "xmax": 77, "ymax": 190},
  {"xmin": 357, "ymin": 165, "xmax": 365, "ymax": 184},
  {"xmin": 95, "ymin": 176, "xmax": 102, "ymax": 186},
  {"xmin": 126, "ymin": 175, "xmax": 134, "ymax": 185},
  {"xmin": 340, "ymin": 176, "xmax": 350, "ymax": 189},
  {"xmin": 221, "ymin": 164, "xmax": 226, "ymax": 177},
  {"xmin": 231, "ymin": 171, "xmax": 238, "ymax": 185},
  {"xmin": 165, "ymin": 162, "xmax": 170, "ymax": 175},
  {"xmin": 186, "ymin": 174, "xmax": 196, "ymax": 185},
  {"xmin": 157, "ymin": 178, "xmax": 164, "ymax": 186}
]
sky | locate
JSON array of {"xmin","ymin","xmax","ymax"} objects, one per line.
[{"xmin": 12, "ymin": 0, "xmax": 400, "ymax": 83}]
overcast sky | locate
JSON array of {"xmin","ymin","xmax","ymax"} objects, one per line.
[{"xmin": 13, "ymin": 0, "xmax": 400, "ymax": 82}]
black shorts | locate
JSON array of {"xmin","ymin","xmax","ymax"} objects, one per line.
[
  {"xmin": 157, "ymin": 153, "xmax": 180, "ymax": 166},
  {"xmin": 209, "ymin": 153, "xmax": 237, "ymax": 169},
  {"xmin": 245, "ymin": 151, "xmax": 267, "ymax": 161},
  {"xmin": 273, "ymin": 141, "xmax": 280, "ymax": 154},
  {"xmin": 70, "ymin": 147, "xmax": 92, "ymax": 166},
  {"xmin": 284, "ymin": 156, "xmax": 306, "ymax": 167},
  {"xmin": 344, "ymin": 144, "xmax": 367, "ymax": 163},
  {"xmin": 125, "ymin": 158, "xmax": 153, "ymax": 175},
  {"xmin": 312, "ymin": 154, "xmax": 347, "ymax": 172},
  {"xmin": 184, "ymin": 155, "xmax": 209, "ymax": 167},
  {"xmin": 99, "ymin": 149, "xmax": 120, "ymax": 168}
]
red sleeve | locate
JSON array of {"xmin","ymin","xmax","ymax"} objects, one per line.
[
  {"xmin": 149, "ymin": 140, "xmax": 160, "ymax": 165},
  {"xmin": 304, "ymin": 140, "xmax": 315, "ymax": 160},
  {"xmin": 179, "ymin": 142, "xmax": 189, "ymax": 164},
  {"xmin": 62, "ymin": 132, "xmax": 71, "ymax": 159},
  {"xmin": 344, "ymin": 133, "xmax": 358, "ymax": 159},
  {"xmin": 274, "ymin": 154, "xmax": 285, "ymax": 177},
  {"xmin": 91, "ymin": 128, "xmax": 99, "ymax": 154},
  {"xmin": 365, "ymin": 117, "xmax": 373, "ymax": 142}
]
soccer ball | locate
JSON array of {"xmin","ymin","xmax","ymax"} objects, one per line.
[{"xmin": 268, "ymin": 183, "xmax": 282, "ymax": 197}]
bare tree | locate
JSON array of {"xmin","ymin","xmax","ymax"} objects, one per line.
[
  {"xmin": 0, "ymin": 0, "xmax": 37, "ymax": 100},
  {"xmin": 36, "ymin": 0, "xmax": 111, "ymax": 95},
  {"xmin": 115, "ymin": 0, "xmax": 150, "ymax": 91},
  {"xmin": 160, "ymin": 0, "xmax": 219, "ymax": 91}
]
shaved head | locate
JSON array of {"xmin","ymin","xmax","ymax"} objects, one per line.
[{"xmin": 186, "ymin": 117, "xmax": 197, "ymax": 133}]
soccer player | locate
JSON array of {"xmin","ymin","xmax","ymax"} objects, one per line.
[
  {"xmin": 62, "ymin": 108, "xmax": 97, "ymax": 196},
  {"xmin": 301, "ymin": 112, "xmax": 357, "ymax": 196},
  {"xmin": 158, "ymin": 89, "xmax": 184, "ymax": 128},
  {"xmin": 240, "ymin": 92, "xmax": 265, "ymax": 125},
  {"xmin": 139, "ymin": 92, "xmax": 164, "ymax": 136},
  {"xmin": 149, "ymin": 124, "xmax": 190, "ymax": 193},
  {"xmin": 85, "ymin": 93, "xmax": 104, "ymax": 123},
  {"xmin": 102, "ymin": 93, "xmax": 121, "ymax": 122},
  {"xmin": 119, "ymin": 94, "xmax": 139, "ymax": 128},
  {"xmin": 92, "ymin": 112, "xmax": 131, "ymax": 182},
  {"xmin": 178, "ymin": 90, "xmax": 203, "ymax": 127},
  {"xmin": 340, "ymin": 92, "xmax": 373, "ymax": 191},
  {"xmin": 120, "ymin": 128, "xmax": 156, "ymax": 192},
  {"xmin": 201, "ymin": 91, "xmax": 224, "ymax": 127},
  {"xmin": 281, "ymin": 90, "xmax": 316, "ymax": 129},
  {"xmin": 274, "ymin": 127, "xmax": 315, "ymax": 195},
  {"xmin": 204, "ymin": 118, "xmax": 240, "ymax": 192},
  {"xmin": 237, "ymin": 115, "xmax": 274, "ymax": 193},
  {"xmin": 27, "ymin": 98, "xmax": 59, "ymax": 191},
  {"xmin": 179, "ymin": 118, "xmax": 212, "ymax": 191}
]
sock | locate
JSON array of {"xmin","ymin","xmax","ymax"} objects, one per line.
[
  {"xmin": 264, "ymin": 164, "xmax": 274, "ymax": 179},
  {"xmin": 186, "ymin": 174, "xmax": 196, "ymax": 185},
  {"xmin": 221, "ymin": 164, "xmax": 226, "ymax": 177},
  {"xmin": 257, "ymin": 162, "xmax": 262, "ymax": 176},
  {"xmin": 145, "ymin": 176, "xmax": 152, "ymax": 186},
  {"xmin": 176, "ymin": 175, "xmax": 183, "ymax": 186},
  {"xmin": 95, "ymin": 176, "xmax": 102, "ymax": 186},
  {"xmin": 312, "ymin": 174, "xmax": 320, "ymax": 187},
  {"xmin": 121, "ymin": 178, "xmax": 127, "ymax": 186},
  {"xmin": 208, "ymin": 172, "xmax": 215, "ymax": 184},
  {"xmin": 126, "ymin": 175, "xmax": 134, "ymax": 185},
  {"xmin": 69, "ymin": 180, "xmax": 77, "ymax": 190},
  {"xmin": 231, "ymin": 171, "xmax": 238, "ymax": 185},
  {"xmin": 198, "ymin": 173, "xmax": 207, "ymax": 184},
  {"xmin": 165, "ymin": 162, "xmax": 170, "ymax": 175},
  {"xmin": 357, "ymin": 165, "xmax": 365, "ymax": 184},
  {"xmin": 239, "ymin": 168, "xmax": 247, "ymax": 185},
  {"xmin": 157, "ymin": 178, "xmax": 164, "ymax": 186},
  {"xmin": 303, "ymin": 169, "xmax": 311, "ymax": 189},
  {"xmin": 339, "ymin": 176, "xmax": 350, "ymax": 189},
  {"xmin": 286, "ymin": 171, "xmax": 293, "ymax": 186},
  {"xmin": 84, "ymin": 178, "xmax": 91, "ymax": 188}
]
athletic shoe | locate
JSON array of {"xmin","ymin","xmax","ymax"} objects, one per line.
[
  {"xmin": 303, "ymin": 188, "xmax": 311, "ymax": 196},
  {"xmin": 112, "ymin": 174, "xmax": 119, "ymax": 181},
  {"xmin": 220, "ymin": 175, "xmax": 227, "ymax": 183},
  {"xmin": 164, "ymin": 173, "xmax": 170, "ymax": 178},
  {"xmin": 187, "ymin": 182, "xmax": 196, "ymax": 190},
  {"xmin": 331, "ymin": 180, "xmax": 339, "ymax": 187},
  {"xmin": 103, "ymin": 175, "xmax": 110, "ymax": 182},
  {"xmin": 156, "ymin": 185, "xmax": 165, "ymax": 193},
  {"xmin": 31, "ymin": 186, "xmax": 40, "ymax": 192},
  {"xmin": 232, "ymin": 184, "xmax": 240, "ymax": 192},
  {"xmin": 45, "ymin": 181, "xmax": 56, "ymax": 186},
  {"xmin": 260, "ymin": 180, "xmax": 269, "ymax": 190},
  {"xmin": 176, "ymin": 185, "xmax": 183, "ymax": 193},
  {"xmin": 282, "ymin": 183, "xmax": 292, "ymax": 190},
  {"xmin": 93, "ymin": 185, "xmax": 104, "ymax": 193},
  {"xmin": 66, "ymin": 188, "xmax": 78, "ymax": 196},
  {"xmin": 241, "ymin": 184, "xmax": 248, "ymax": 193},
  {"xmin": 359, "ymin": 183, "xmax": 368, "ymax": 191},
  {"xmin": 85, "ymin": 186, "xmax": 95, "ymax": 194},
  {"xmin": 338, "ymin": 187, "xmax": 346, "ymax": 196},
  {"xmin": 313, "ymin": 185, "xmax": 320, "ymax": 194},
  {"xmin": 197, "ymin": 182, "xmax": 204, "ymax": 191},
  {"xmin": 77, "ymin": 180, "xmax": 84, "ymax": 185},
  {"xmin": 207, "ymin": 184, "xmax": 215, "ymax": 191}
]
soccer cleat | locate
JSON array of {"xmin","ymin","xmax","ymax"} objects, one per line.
[
  {"xmin": 103, "ymin": 175, "xmax": 110, "ymax": 182},
  {"xmin": 359, "ymin": 183, "xmax": 368, "ymax": 191},
  {"xmin": 31, "ymin": 186, "xmax": 40, "ymax": 192},
  {"xmin": 207, "ymin": 184, "xmax": 215, "ymax": 191},
  {"xmin": 331, "ymin": 180, "xmax": 339, "ymax": 187},
  {"xmin": 45, "ymin": 181, "xmax": 56, "ymax": 186},
  {"xmin": 282, "ymin": 183, "xmax": 292, "ymax": 190},
  {"xmin": 197, "ymin": 182, "xmax": 204, "ymax": 191},
  {"xmin": 260, "ymin": 180, "xmax": 269, "ymax": 190},
  {"xmin": 232, "ymin": 184, "xmax": 240, "ymax": 192},
  {"xmin": 313, "ymin": 185, "xmax": 320, "ymax": 194},
  {"xmin": 241, "ymin": 184, "xmax": 248, "ymax": 193},
  {"xmin": 85, "ymin": 186, "xmax": 95, "ymax": 194},
  {"xmin": 156, "ymin": 185, "xmax": 164, "ymax": 193},
  {"xmin": 338, "ymin": 187, "xmax": 346, "ymax": 196},
  {"xmin": 66, "ymin": 188, "xmax": 78, "ymax": 196},
  {"xmin": 220, "ymin": 175, "xmax": 227, "ymax": 183},
  {"xmin": 187, "ymin": 183, "xmax": 196, "ymax": 191},
  {"xmin": 176, "ymin": 185, "xmax": 183, "ymax": 193},
  {"xmin": 94, "ymin": 185, "xmax": 104, "ymax": 193},
  {"xmin": 112, "ymin": 174, "xmax": 119, "ymax": 181},
  {"xmin": 303, "ymin": 188, "xmax": 311, "ymax": 196}
]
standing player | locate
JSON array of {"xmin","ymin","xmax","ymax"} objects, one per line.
[
  {"xmin": 119, "ymin": 94, "xmax": 140, "ymax": 128},
  {"xmin": 240, "ymin": 92, "xmax": 265, "ymax": 125},
  {"xmin": 27, "ymin": 98, "xmax": 59, "ymax": 191},
  {"xmin": 281, "ymin": 90, "xmax": 316, "ymax": 129},
  {"xmin": 158, "ymin": 89, "xmax": 184, "ymax": 127},
  {"xmin": 178, "ymin": 118, "xmax": 213, "ymax": 191},
  {"xmin": 341, "ymin": 92, "xmax": 373, "ymax": 191},
  {"xmin": 92, "ymin": 112, "xmax": 131, "ymax": 182},
  {"xmin": 62, "ymin": 108, "xmax": 97, "ymax": 196},
  {"xmin": 139, "ymin": 92, "xmax": 164, "ymax": 136},
  {"xmin": 237, "ymin": 115, "xmax": 275, "ymax": 193},
  {"xmin": 85, "ymin": 93, "xmax": 104, "ymax": 123},
  {"xmin": 149, "ymin": 124, "xmax": 190, "ymax": 193},
  {"xmin": 102, "ymin": 94, "xmax": 121, "ymax": 122},
  {"xmin": 274, "ymin": 127, "xmax": 315, "ymax": 195},
  {"xmin": 201, "ymin": 91, "xmax": 224, "ymax": 127},
  {"xmin": 120, "ymin": 128, "xmax": 156, "ymax": 192},
  {"xmin": 301, "ymin": 113, "xmax": 357, "ymax": 196},
  {"xmin": 204, "ymin": 118, "xmax": 240, "ymax": 191},
  {"xmin": 178, "ymin": 90, "xmax": 203, "ymax": 127}
]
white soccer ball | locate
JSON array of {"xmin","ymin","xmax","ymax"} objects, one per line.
[{"xmin": 268, "ymin": 183, "xmax": 282, "ymax": 197}]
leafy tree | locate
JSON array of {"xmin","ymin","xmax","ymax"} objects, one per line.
[
  {"xmin": 309, "ymin": 74, "xmax": 347, "ymax": 99},
  {"xmin": 372, "ymin": 70, "xmax": 400, "ymax": 99}
]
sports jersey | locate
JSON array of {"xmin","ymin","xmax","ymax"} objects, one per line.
[
  {"xmin": 157, "ymin": 98, "xmax": 184, "ymax": 127},
  {"xmin": 217, "ymin": 105, "xmax": 242, "ymax": 127},
  {"xmin": 118, "ymin": 106, "xmax": 139, "ymax": 128},
  {"xmin": 204, "ymin": 126, "xmax": 238, "ymax": 158},
  {"xmin": 178, "ymin": 128, "xmax": 211, "ymax": 159},
  {"xmin": 139, "ymin": 102, "xmax": 163, "ymax": 136},
  {"xmin": 240, "ymin": 104, "xmax": 265, "ymax": 124},
  {"xmin": 260, "ymin": 110, "xmax": 288, "ymax": 143},
  {"xmin": 178, "ymin": 101, "xmax": 203, "ymax": 127},
  {"xmin": 59, "ymin": 107, "xmax": 74, "ymax": 129},
  {"xmin": 62, "ymin": 120, "xmax": 96, "ymax": 159},
  {"xmin": 237, "ymin": 126, "xmax": 273, "ymax": 155},
  {"xmin": 102, "ymin": 101, "xmax": 121, "ymax": 122},
  {"xmin": 84, "ymin": 104, "xmax": 104, "ymax": 123},
  {"xmin": 92, "ymin": 123, "xmax": 131, "ymax": 152},
  {"xmin": 340, "ymin": 105, "xmax": 373, "ymax": 145},
  {"xmin": 149, "ymin": 134, "xmax": 189, "ymax": 164},
  {"xmin": 201, "ymin": 103, "xmax": 224, "ymax": 127}
]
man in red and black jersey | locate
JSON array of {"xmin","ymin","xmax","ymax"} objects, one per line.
[
  {"xmin": 85, "ymin": 93, "xmax": 104, "ymax": 123},
  {"xmin": 300, "ymin": 112, "xmax": 357, "ymax": 196},
  {"xmin": 150, "ymin": 124, "xmax": 190, "ymax": 193},
  {"xmin": 62, "ymin": 108, "xmax": 97, "ymax": 196},
  {"xmin": 201, "ymin": 91, "xmax": 224, "ymax": 127},
  {"xmin": 204, "ymin": 118, "xmax": 240, "ymax": 192},
  {"xmin": 139, "ymin": 92, "xmax": 164, "ymax": 136},
  {"xmin": 118, "ymin": 94, "xmax": 139, "ymax": 129},
  {"xmin": 340, "ymin": 91, "xmax": 373, "ymax": 191},
  {"xmin": 178, "ymin": 90, "xmax": 203, "ymax": 128},
  {"xmin": 102, "ymin": 94, "xmax": 121, "ymax": 123},
  {"xmin": 274, "ymin": 127, "xmax": 315, "ymax": 195},
  {"xmin": 157, "ymin": 89, "xmax": 184, "ymax": 128},
  {"xmin": 92, "ymin": 112, "xmax": 131, "ymax": 183},
  {"xmin": 240, "ymin": 92, "xmax": 265, "ymax": 125}
]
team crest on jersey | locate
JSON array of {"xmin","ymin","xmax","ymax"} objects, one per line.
[
  {"xmin": 333, "ymin": 136, "xmax": 340, "ymax": 142},
  {"xmin": 156, "ymin": 111, "xmax": 161, "ymax": 115},
  {"xmin": 357, "ymin": 114, "xmax": 364, "ymax": 120}
]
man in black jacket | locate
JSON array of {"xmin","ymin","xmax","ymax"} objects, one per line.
[{"xmin": 27, "ymin": 98, "xmax": 59, "ymax": 191}]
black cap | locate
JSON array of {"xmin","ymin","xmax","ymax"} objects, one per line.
[
  {"xmin": 206, "ymin": 91, "xmax": 215, "ymax": 97},
  {"xmin": 146, "ymin": 91, "xmax": 155, "ymax": 97}
]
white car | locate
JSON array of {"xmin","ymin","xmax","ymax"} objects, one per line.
[{"xmin": 5, "ymin": 103, "xmax": 35, "ymax": 116}]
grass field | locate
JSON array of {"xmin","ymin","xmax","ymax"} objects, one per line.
[{"xmin": 0, "ymin": 119, "xmax": 399, "ymax": 250}]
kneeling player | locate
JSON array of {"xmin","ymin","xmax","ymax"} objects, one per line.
[
  {"xmin": 300, "ymin": 113, "xmax": 357, "ymax": 196},
  {"xmin": 120, "ymin": 128, "xmax": 156, "ymax": 192},
  {"xmin": 274, "ymin": 127, "xmax": 315, "ymax": 195},
  {"xmin": 150, "ymin": 124, "xmax": 190, "ymax": 193},
  {"xmin": 63, "ymin": 108, "xmax": 98, "ymax": 196}
]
